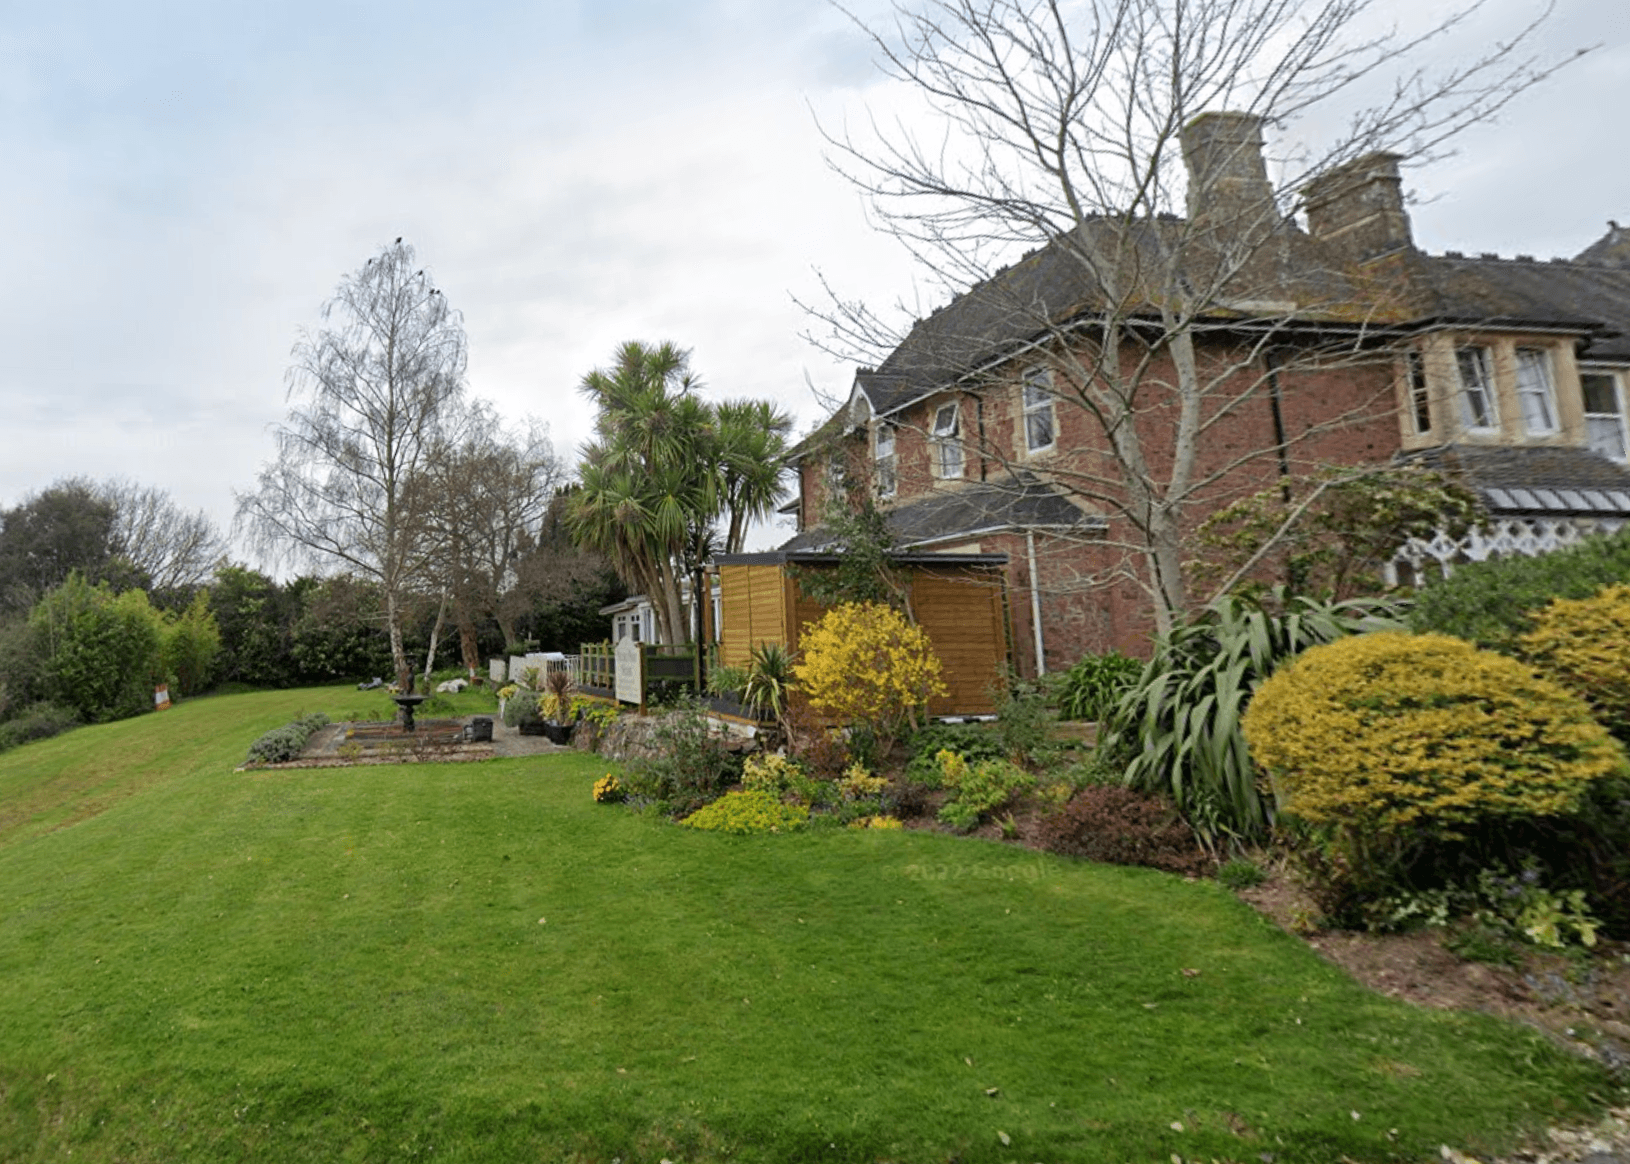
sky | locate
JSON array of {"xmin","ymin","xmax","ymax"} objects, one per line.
[{"xmin": 0, "ymin": 0, "xmax": 1625, "ymax": 564}]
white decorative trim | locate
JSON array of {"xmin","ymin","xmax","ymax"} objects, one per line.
[{"xmin": 1387, "ymin": 516, "xmax": 1626, "ymax": 587}]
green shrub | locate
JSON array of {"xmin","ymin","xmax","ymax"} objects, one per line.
[
  {"xmin": 1101, "ymin": 588, "xmax": 1405, "ymax": 841},
  {"xmin": 246, "ymin": 713, "xmax": 331, "ymax": 765},
  {"xmin": 1519, "ymin": 583, "xmax": 1630, "ymax": 739},
  {"xmin": 994, "ymin": 675, "xmax": 1053, "ymax": 764},
  {"xmin": 1052, "ymin": 650, "xmax": 1142, "ymax": 722},
  {"xmin": 935, "ymin": 751, "xmax": 1035, "ymax": 832},
  {"xmin": 680, "ymin": 790, "xmax": 809, "ymax": 835},
  {"xmin": 1409, "ymin": 525, "xmax": 1630, "ymax": 652},
  {"xmin": 30, "ymin": 574, "xmax": 165, "ymax": 723},
  {"xmin": 160, "ymin": 591, "xmax": 222, "ymax": 696},
  {"xmin": 1244, "ymin": 632, "xmax": 1622, "ymax": 834},
  {"xmin": 0, "ymin": 701, "xmax": 81, "ymax": 752},
  {"xmin": 621, "ymin": 701, "xmax": 742, "ymax": 817},
  {"xmin": 1217, "ymin": 858, "xmax": 1267, "ymax": 890},
  {"xmin": 903, "ymin": 722, "xmax": 1006, "ymax": 787}
]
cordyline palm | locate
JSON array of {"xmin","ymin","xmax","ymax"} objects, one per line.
[
  {"xmin": 569, "ymin": 342, "xmax": 721, "ymax": 645},
  {"xmin": 715, "ymin": 398, "xmax": 792, "ymax": 555}
]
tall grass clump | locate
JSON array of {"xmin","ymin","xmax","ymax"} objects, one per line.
[{"xmin": 1099, "ymin": 588, "xmax": 1404, "ymax": 842}]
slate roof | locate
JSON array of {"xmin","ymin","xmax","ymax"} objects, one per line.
[
  {"xmin": 1406, "ymin": 444, "xmax": 1630, "ymax": 518},
  {"xmin": 846, "ymin": 221, "xmax": 1630, "ymax": 418},
  {"xmin": 779, "ymin": 472, "xmax": 1103, "ymax": 553}
]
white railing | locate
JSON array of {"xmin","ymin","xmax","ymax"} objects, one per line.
[{"xmin": 1386, "ymin": 516, "xmax": 1625, "ymax": 587}]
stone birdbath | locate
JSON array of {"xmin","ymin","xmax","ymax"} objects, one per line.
[{"xmin": 391, "ymin": 693, "xmax": 430, "ymax": 732}]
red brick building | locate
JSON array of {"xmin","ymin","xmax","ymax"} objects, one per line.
[{"xmin": 780, "ymin": 112, "xmax": 1630, "ymax": 673}]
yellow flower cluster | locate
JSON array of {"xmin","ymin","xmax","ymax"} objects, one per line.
[
  {"xmin": 792, "ymin": 603, "xmax": 948, "ymax": 736},
  {"xmin": 1242, "ymin": 632, "xmax": 1624, "ymax": 833},
  {"xmin": 592, "ymin": 774, "xmax": 624, "ymax": 803},
  {"xmin": 847, "ymin": 815, "xmax": 904, "ymax": 830},
  {"xmin": 1521, "ymin": 583, "xmax": 1630, "ymax": 738}
]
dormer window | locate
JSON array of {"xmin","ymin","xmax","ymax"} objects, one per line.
[
  {"xmin": 1456, "ymin": 346, "xmax": 1497, "ymax": 432},
  {"xmin": 1582, "ymin": 371, "xmax": 1628, "ymax": 462},
  {"xmin": 1022, "ymin": 368, "xmax": 1056, "ymax": 453},
  {"xmin": 874, "ymin": 421, "xmax": 897, "ymax": 498},
  {"xmin": 932, "ymin": 402, "xmax": 963, "ymax": 478},
  {"xmin": 1514, "ymin": 348, "xmax": 1559, "ymax": 435}
]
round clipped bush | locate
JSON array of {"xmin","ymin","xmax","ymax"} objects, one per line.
[
  {"xmin": 1520, "ymin": 583, "xmax": 1630, "ymax": 739},
  {"xmin": 1243, "ymin": 632, "xmax": 1624, "ymax": 834},
  {"xmin": 679, "ymin": 790, "xmax": 810, "ymax": 835}
]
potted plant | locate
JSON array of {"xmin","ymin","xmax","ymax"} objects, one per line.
[{"xmin": 538, "ymin": 668, "xmax": 576, "ymax": 746}]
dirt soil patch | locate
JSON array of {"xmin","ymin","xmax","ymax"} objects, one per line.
[{"xmin": 1237, "ymin": 870, "xmax": 1630, "ymax": 1163}]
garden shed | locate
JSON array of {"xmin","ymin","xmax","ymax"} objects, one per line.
[{"xmin": 714, "ymin": 551, "xmax": 1013, "ymax": 717}]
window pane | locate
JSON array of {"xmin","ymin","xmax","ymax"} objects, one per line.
[
  {"xmin": 1514, "ymin": 348, "xmax": 1557, "ymax": 434},
  {"xmin": 1587, "ymin": 416, "xmax": 1628, "ymax": 461},
  {"xmin": 1406, "ymin": 350, "xmax": 1431, "ymax": 434},
  {"xmin": 1027, "ymin": 409, "xmax": 1054, "ymax": 450},
  {"xmin": 1456, "ymin": 347, "xmax": 1495, "ymax": 429},
  {"xmin": 1583, "ymin": 373, "xmax": 1621, "ymax": 416},
  {"xmin": 933, "ymin": 403, "xmax": 958, "ymax": 436}
]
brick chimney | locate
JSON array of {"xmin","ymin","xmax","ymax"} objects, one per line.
[
  {"xmin": 1180, "ymin": 112, "xmax": 1278, "ymax": 234},
  {"xmin": 1302, "ymin": 152, "xmax": 1414, "ymax": 261}
]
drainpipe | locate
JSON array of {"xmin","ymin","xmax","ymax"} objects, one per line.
[{"xmin": 1026, "ymin": 530, "xmax": 1046, "ymax": 677}]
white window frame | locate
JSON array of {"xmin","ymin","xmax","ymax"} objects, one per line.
[
  {"xmin": 1455, "ymin": 345, "xmax": 1498, "ymax": 432},
  {"xmin": 1514, "ymin": 347, "xmax": 1559, "ymax": 436},
  {"xmin": 1022, "ymin": 368, "xmax": 1056, "ymax": 453},
  {"xmin": 1582, "ymin": 369, "xmax": 1629, "ymax": 463},
  {"xmin": 932, "ymin": 401, "xmax": 964, "ymax": 479},
  {"xmin": 874, "ymin": 420, "xmax": 897, "ymax": 498}
]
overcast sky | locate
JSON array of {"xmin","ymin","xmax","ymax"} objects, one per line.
[{"xmin": 0, "ymin": 0, "xmax": 1624, "ymax": 562}]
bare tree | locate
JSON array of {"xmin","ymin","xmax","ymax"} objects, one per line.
[
  {"xmin": 805, "ymin": 0, "xmax": 1580, "ymax": 632},
  {"xmin": 99, "ymin": 480, "xmax": 227, "ymax": 594},
  {"xmin": 236, "ymin": 239, "xmax": 468, "ymax": 692},
  {"xmin": 410, "ymin": 404, "xmax": 565, "ymax": 671}
]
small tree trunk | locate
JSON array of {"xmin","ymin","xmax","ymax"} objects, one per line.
[
  {"xmin": 386, "ymin": 588, "xmax": 413, "ymax": 694},
  {"xmin": 422, "ymin": 590, "xmax": 449, "ymax": 682}
]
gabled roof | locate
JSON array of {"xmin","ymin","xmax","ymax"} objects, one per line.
[{"xmin": 778, "ymin": 472, "xmax": 1104, "ymax": 553}]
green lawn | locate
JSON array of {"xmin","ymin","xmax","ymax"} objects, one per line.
[{"xmin": 0, "ymin": 687, "xmax": 1612, "ymax": 1163}]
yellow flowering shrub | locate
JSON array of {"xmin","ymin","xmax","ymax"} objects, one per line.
[
  {"xmin": 680, "ymin": 790, "xmax": 810, "ymax": 835},
  {"xmin": 792, "ymin": 602, "xmax": 948, "ymax": 747},
  {"xmin": 847, "ymin": 815, "xmax": 904, "ymax": 830},
  {"xmin": 592, "ymin": 774, "xmax": 624, "ymax": 803},
  {"xmin": 1243, "ymin": 632, "xmax": 1623, "ymax": 834},
  {"xmin": 1520, "ymin": 583, "xmax": 1630, "ymax": 739}
]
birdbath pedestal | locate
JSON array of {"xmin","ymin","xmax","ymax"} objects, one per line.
[{"xmin": 391, "ymin": 694, "xmax": 430, "ymax": 732}]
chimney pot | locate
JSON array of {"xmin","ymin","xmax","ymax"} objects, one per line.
[
  {"xmin": 1180, "ymin": 112, "xmax": 1277, "ymax": 233},
  {"xmin": 1302, "ymin": 152, "xmax": 1413, "ymax": 261}
]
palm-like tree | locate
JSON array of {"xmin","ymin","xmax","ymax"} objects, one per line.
[
  {"xmin": 568, "ymin": 342, "xmax": 721, "ymax": 645},
  {"xmin": 569, "ymin": 342, "xmax": 793, "ymax": 644},
  {"xmin": 716, "ymin": 399, "xmax": 793, "ymax": 555}
]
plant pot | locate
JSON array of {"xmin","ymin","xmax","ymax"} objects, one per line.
[
  {"xmin": 541, "ymin": 721, "xmax": 574, "ymax": 746},
  {"xmin": 517, "ymin": 721, "xmax": 549, "ymax": 736}
]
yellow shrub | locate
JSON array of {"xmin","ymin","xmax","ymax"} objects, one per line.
[
  {"xmin": 792, "ymin": 603, "xmax": 948, "ymax": 744},
  {"xmin": 1521, "ymin": 583, "xmax": 1630, "ymax": 738},
  {"xmin": 838, "ymin": 763, "xmax": 888, "ymax": 800},
  {"xmin": 742, "ymin": 752, "xmax": 804, "ymax": 794},
  {"xmin": 1242, "ymin": 632, "xmax": 1623, "ymax": 833}
]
